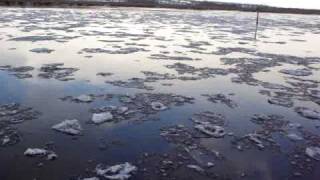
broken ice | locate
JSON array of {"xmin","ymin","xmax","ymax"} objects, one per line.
[
  {"xmin": 24, "ymin": 148, "xmax": 58, "ymax": 160},
  {"xmin": 75, "ymin": 95, "xmax": 93, "ymax": 103},
  {"xmin": 195, "ymin": 124, "xmax": 225, "ymax": 138},
  {"xmin": 92, "ymin": 112, "xmax": 113, "ymax": 124},
  {"xmin": 279, "ymin": 68, "xmax": 312, "ymax": 76},
  {"xmin": 24, "ymin": 148, "xmax": 47, "ymax": 156},
  {"xmin": 52, "ymin": 119, "xmax": 83, "ymax": 135},
  {"xmin": 150, "ymin": 102, "xmax": 168, "ymax": 111},
  {"xmin": 295, "ymin": 107, "xmax": 320, "ymax": 120},
  {"xmin": 95, "ymin": 162, "xmax": 137, "ymax": 180},
  {"xmin": 305, "ymin": 146, "xmax": 320, "ymax": 161},
  {"xmin": 187, "ymin": 164, "xmax": 204, "ymax": 173},
  {"xmin": 287, "ymin": 133, "xmax": 303, "ymax": 141}
]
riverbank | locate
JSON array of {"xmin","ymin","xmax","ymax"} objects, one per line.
[{"xmin": 1, "ymin": 0, "xmax": 320, "ymax": 15}]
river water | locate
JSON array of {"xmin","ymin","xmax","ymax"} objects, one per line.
[{"xmin": 0, "ymin": 7, "xmax": 320, "ymax": 180}]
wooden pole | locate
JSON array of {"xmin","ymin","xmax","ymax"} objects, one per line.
[{"xmin": 255, "ymin": 10, "xmax": 259, "ymax": 40}]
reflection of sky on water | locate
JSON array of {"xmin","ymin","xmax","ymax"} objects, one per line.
[{"xmin": 0, "ymin": 7, "xmax": 320, "ymax": 180}]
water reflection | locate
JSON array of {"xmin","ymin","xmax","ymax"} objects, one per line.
[{"xmin": 0, "ymin": 7, "xmax": 320, "ymax": 180}]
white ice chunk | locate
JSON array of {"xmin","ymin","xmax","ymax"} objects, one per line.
[
  {"xmin": 151, "ymin": 102, "xmax": 167, "ymax": 111},
  {"xmin": 95, "ymin": 162, "xmax": 137, "ymax": 180},
  {"xmin": 92, "ymin": 112, "xmax": 113, "ymax": 124},
  {"xmin": 47, "ymin": 152, "xmax": 58, "ymax": 160},
  {"xmin": 306, "ymin": 146, "xmax": 320, "ymax": 160},
  {"xmin": 24, "ymin": 148, "xmax": 47, "ymax": 156},
  {"xmin": 295, "ymin": 107, "xmax": 320, "ymax": 120},
  {"xmin": 195, "ymin": 124, "xmax": 225, "ymax": 138},
  {"xmin": 287, "ymin": 133, "xmax": 303, "ymax": 141},
  {"xmin": 76, "ymin": 95, "xmax": 93, "ymax": 103},
  {"xmin": 2, "ymin": 136, "xmax": 10, "ymax": 145},
  {"xmin": 52, "ymin": 119, "xmax": 82, "ymax": 135},
  {"xmin": 82, "ymin": 178, "xmax": 100, "ymax": 180},
  {"xmin": 117, "ymin": 106, "xmax": 129, "ymax": 114},
  {"xmin": 187, "ymin": 164, "xmax": 204, "ymax": 173}
]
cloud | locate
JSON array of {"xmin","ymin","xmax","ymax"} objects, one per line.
[{"xmin": 209, "ymin": 0, "xmax": 320, "ymax": 9}]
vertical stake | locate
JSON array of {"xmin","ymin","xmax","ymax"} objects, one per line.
[{"xmin": 255, "ymin": 10, "xmax": 259, "ymax": 40}]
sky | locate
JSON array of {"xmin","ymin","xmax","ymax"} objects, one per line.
[{"xmin": 211, "ymin": 0, "xmax": 320, "ymax": 9}]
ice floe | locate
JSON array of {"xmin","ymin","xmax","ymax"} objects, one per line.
[
  {"xmin": 287, "ymin": 133, "xmax": 303, "ymax": 141},
  {"xmin": 268, "ymin": 98, "xmax": 294, "ymax": 107},
  {"xmin": 150, "ymin": 102, "xmax": 168, "ymax": 111},
  {"xmin": 295, "ymin": 107, "xmax": 320, "ymax": 120},
  {"xmin": 279, "ymin": 68, "xmax": 312, "ymax": 76},
  {"xmin": 194, "ymin": 124, "xmax": 225, "ymax": 138},
  {"xmin": 24, "ymin": 148, "xmax": 48, "ymax": 156},
  {"xmin": 75, "ymin": 94, "xmax": 94, "ymax": 103},
  {"xmin": 52, "ymin": 119, "xmax": 82, "ymax": 135},
  {"xmin": 24, "ymin": 148, "xmax": 58, "ymax": 161},
  {"xmin": 92, "ymin": 112, "xmax": 113, "ymax": 124},
  {"xmin": 95, "ymin": 162, "xmax": 137, "ymax": 180},
  {"xmin": 305, "ymin": 146, "xmax": 320, "ymax": 161}
]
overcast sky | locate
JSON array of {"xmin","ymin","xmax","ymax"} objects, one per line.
[{"xmin": 211, "ymin": 0, "xmax": 320, "ymax": 9}]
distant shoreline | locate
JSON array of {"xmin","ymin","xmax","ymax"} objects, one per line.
[{"xmin": 1, "ymin": 0, "xmax": 320, "ymax": 15}]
